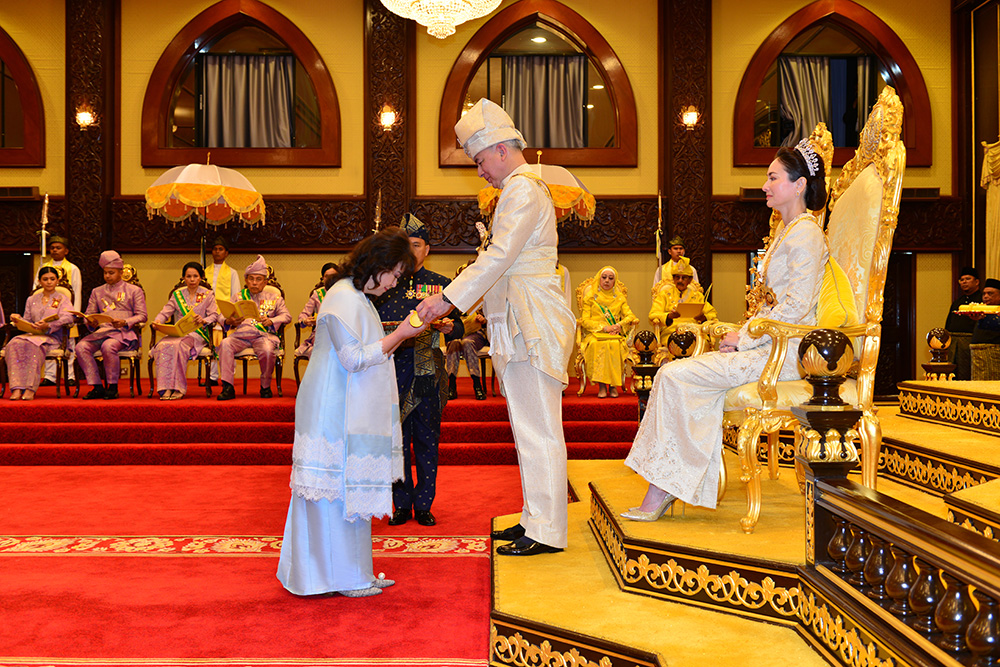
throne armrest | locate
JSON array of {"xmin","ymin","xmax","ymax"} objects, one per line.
[{"xmin": 744, "ymin": 319, "xmax": 875, "ymax": 407}]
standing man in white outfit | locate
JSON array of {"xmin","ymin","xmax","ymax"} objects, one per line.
[
  {"xmin": 35, "ymin": 236, "xmax": 82, "ymax": 385},
  {"xmin": 205, "ymin": 236, "xmax": 241, "ymax": 385},
  {"xmin": 417, "ymin": 99, "xmax": 576, "ymax": 556}
]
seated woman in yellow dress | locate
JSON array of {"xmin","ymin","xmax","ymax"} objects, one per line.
[
  {"xmin": 648, "ymin": 262, "xmax": 717, "ymax": 346},
  {"xmin": 580, "ymin": 266, "xmax": 638, "ymax": 398}
]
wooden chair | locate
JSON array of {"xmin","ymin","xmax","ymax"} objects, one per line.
[
  {"xmin": 719, "ymin": 88, "xmax": 904, "ymax": 533},
  {"xmin": 76, "ymin": 264, "xmax": 145, "ymax": 398},
  {"xmin": 146, "ymin": 278, "xmax": 215, "ymax": 398},
  {"xmin": 293, "ymin": 279, "xmax": 324, "ymax": 388},
  {"xmin": 224, "ymin": 267, "xmax": 287, "ymax": 396},
  {"xmin": 574, "ymin": 275, "xmax": 638, "ymax": 396}
]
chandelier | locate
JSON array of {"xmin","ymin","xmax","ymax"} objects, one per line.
[{"xmin": 381, "ymin": 0, "xmax": 502, "ymax": 39}]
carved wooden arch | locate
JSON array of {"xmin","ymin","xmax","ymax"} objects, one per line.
[
  {"xmin": 141, "ymin": 0, "xmax": 340, "ymax": 167},
  {"xmin": 733, "ymin": 0, "xmax": 932, "ymax": 167},
  {"xmin": 0, "ymin": 24, "xmax": 44, "ymax": 167},
  {"xmin": 438, "ymin": 0, "xmax": 637, "ymax": 167}
]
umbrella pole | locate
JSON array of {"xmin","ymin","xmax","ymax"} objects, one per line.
[{"xmin": 200, "ymin": 221, "xmax": 207, "ymax": 269}]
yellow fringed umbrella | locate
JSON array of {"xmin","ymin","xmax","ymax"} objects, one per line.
[
  {"xmin": 144, "ymin": 163, "xmax": 265, "ymax": 227},
  {"xmin": 478, "ymin": 163, "xmax": 596, "ymax": 226}
]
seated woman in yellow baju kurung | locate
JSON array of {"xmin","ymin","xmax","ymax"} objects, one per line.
[
  {"xmin": 649, "ymin": 262, "xmax": 717, "ymax": 346},
  {"xmin": 580, "ymin": 266, "xmax": 638, "ymax": 398}
]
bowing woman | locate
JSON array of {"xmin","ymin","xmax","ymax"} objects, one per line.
[
  {"xmin": 621, "ymin": 142, "xmax": 829, "ymax": 521},
  {"xmin": 7, "ymin": 266, "xmax": 74, "ymax": 400},
  {"xmin": 149, "ymin": 262, "xmax": 221, "ymax": 400},
  {"xmin": 277, "ymin": 227, "xmax": 427, "ymax": 598},
  {"xmin": 580, "ymin": 266, "xmax": 638, "ymax": 398}
]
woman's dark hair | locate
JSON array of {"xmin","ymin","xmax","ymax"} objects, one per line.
[
  {"xmin": 37, "ymin": 266, "xmax": 60, "ymax": 281},
  {"xmin": 181, "ymin": 261, "xmax": 206, "ymax": 282},
  {"xmin": 774, "ymin": 146, "xmax": 827, "ymax": 212},
  {"xmin": 325, "ymin": 227, "xmax": 415, "ymax": 291},
  {"xmin": 321, "ymin": 262, "xmax": 336, "ymax": 276}
]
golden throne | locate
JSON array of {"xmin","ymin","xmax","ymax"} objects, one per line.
[{"xmin": 717, "ymin": 87, "xmax": 905, "ymax": 534}]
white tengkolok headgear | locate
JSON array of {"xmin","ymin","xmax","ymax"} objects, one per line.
[
  {"xmin": 794, "ymin": 138, "xmax": 820, "ymax": 177},
  {"xmin": 454, "ymin": 98, "xmax": 526, "ymax": 159}
]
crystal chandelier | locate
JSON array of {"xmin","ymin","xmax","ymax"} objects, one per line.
[{"xmin": 381, "ymin": 0, "xmax": 502, "ymax": 39}]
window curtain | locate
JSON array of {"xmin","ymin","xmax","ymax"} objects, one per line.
[
  {"xmin": 778, "ymin": 56, "xmax": 830, "ymax": 147},
  {"xmin": 203, "ymin": 54, "xmax": 294, "ymax": 148},
  {"xmin": 503, "ymin": 55, "xmax": 586, "ymax": 148},
  {"xmin": 982, "ymin": 139, "xmax": 1000, "ymax": 282},
  {"xmin": 856, "ymin": 57, "xmax": 873, "ymax": 132}
]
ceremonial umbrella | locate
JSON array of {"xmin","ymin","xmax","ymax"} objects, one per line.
[
  {"xmin": 478, "ymin": 163, "xmax": 596, "ymax": 226},
  {"xmin": 144, "ymin": 162, "xmax": 265, "ymax": 227}
]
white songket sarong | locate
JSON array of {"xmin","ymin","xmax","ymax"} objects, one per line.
[
  {"xmin": 625, "ymin": 214, "xmax": 828, "ymax": 509},
  {"xmin": 277, "ymin": 279, "xmax": 403, "ymax": 595}
]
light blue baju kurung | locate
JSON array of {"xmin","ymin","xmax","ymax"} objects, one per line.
[{"xmin": 277, "ymin": 279, "xmax": 403, "ymax": 596}]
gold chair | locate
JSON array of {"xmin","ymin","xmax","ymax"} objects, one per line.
[
  {"xmin": 223, "ymin": 267, "xmax": 287, "ymax": 396},
  {"xmin": 720, "ymin": 88, "xmax": 905, "ymax": 533},
  {"xmin": 146, "ymin": 278, "xmax": 215, "ymax": 398},
  {"xmin": 78, "ymin": 264, "xmax": 146, "ymax": 398},
  {"xmin": 650, "ymin": 277, "xmax": 716, "ymax": 364},
  {"xmin": 574, "ymin": 275, "xmax": 638, "ymax": 396}
]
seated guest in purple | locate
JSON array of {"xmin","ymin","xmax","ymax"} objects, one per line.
[
  {"xmin": 217, "ymin": 255, "xmax": 291, "ymax": 400},
  {"xmin": 294, "ymin": 262, "xmax": 337, "ymax": 359},
  {"xmin": 150, "ymin": 262, "xmax": 221, "ymax": 400},
  {"xmin": 7, "ymin": 266, "xmax": 74, "ymax": 400},
  {"xmin": 76, "ymin": 250, "xmax": 148, "ymax": 400}
]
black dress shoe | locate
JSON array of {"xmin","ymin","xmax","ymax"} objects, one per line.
[
  {"xmin": 414, "ymin": 510, "xmax": 436, "ymax": 526},
  {"xmin": 472, "ymin": 376, "xmax": 486, "ymax": 401},
  {"xmin": 495, "ymin": 537, "xmax": 563, "ymax": 556},
  {"xmin": 82, "ymin": 386, "xmax": 105, "ymax": 400},
  {"xmin": 39, "ymin": 379, "xmax": 56, "ymax": 387},
  {"xmin": 260, "ymin": 386, "xmax": 273, "ymax": 399},
  {"xmin": 387, "ymin": 508, "xmax": 411, "ymax": 526},
  {"xmin": 206, "ymin": 378, "xmax": 218, "ymax": 387},
  {"xmin": 66, "ymin": 379, "xmax": 78, "ymax": 387},
  {"xmin": 491, "ymin": 524, "xmax": 526, "ymax": 541},
  {"xmin": 103, "ymin": 386, "xmax": 119, "ymax": 400},
  {"xmin": 217, "ymin": 382, "xmax": 236, "ymax": 401},
  {"xmin": 447, "ymin": 375, "xmax": 457, "ymax": 400}
]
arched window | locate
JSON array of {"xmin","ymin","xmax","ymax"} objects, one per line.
[
  {"xmin": 438, "ymin": 0, "xmax": 637, "ymax": 167},
  {"xmin": 733, "ymin": 0, "xmax": 932, "ymax": 167},
  {"xmin": 141, "ymin": 0, "xmax": 340, "ymax": 167},
  {"xmin": 0, "ymin": 25, "xmax": 44, "ymax": 167}
]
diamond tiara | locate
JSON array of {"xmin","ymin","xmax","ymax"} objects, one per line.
[{"xmin": 794, "ymin": 138, "xmax": 820, "ymax": 177}]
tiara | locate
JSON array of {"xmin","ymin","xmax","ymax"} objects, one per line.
[{"xmin": 794, "ymin": 138, "xmax": 819, "ymax": 177}]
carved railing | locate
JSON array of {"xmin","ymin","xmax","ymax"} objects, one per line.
[{"xmin": 804, "ymin": 469, "xmax": 1000, "ymax": 666}]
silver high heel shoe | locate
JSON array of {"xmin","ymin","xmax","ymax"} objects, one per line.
[{"xmin": 620, "ymin": 494, "xmax": 683, "ymax": 521}]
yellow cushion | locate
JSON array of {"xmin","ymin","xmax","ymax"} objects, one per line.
[
  {"xmin": 723, "ymin": 378, "xmax": 859, "ymax": 413},
  {"xmin": 826, "ymin": 164, "xmax": 882, "ymax": 317},
  {"xmin": 816, "ymin": 256, "xmax": 860, "ymax": 329}
]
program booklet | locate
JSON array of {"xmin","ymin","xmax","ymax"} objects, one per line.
[
  {"xmin": 12, "ymin": 313, "xmax": 58, "ymax": 335},
  {"xmin": 151, "ymin": 311, "xmax": 200, "ymax": 338},
  {"xmin": 217, "ymin": 299, "xmax": 260, "ymax": 320},
  {"xmin": 69, "ymin": 310, "xmax": 116, "ymax": 325}
]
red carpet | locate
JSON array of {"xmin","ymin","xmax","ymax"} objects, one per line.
[
  {"xmin": 0, "ymin": 378, "xmax": 638, "ymax": 465},
  {"xmin": 0, "ymin": 464, "xmax": 527, "ymax": 664}
]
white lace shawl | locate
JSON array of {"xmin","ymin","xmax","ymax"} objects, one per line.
[{"xmin": 289, "ymin": 280, "xmax": 403, "ymax": 521}]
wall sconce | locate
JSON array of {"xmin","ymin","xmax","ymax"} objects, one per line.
[
  {"xmin": 75, "ymin": 105, "xmax": 98, "ymax": 131},
  {"xmin": 681, "ymin": 105, "xmax": 700, "ymax": 131},
  {"xmin": 379, "ymin": 104, "xmax": 397, "ymax": 132}
]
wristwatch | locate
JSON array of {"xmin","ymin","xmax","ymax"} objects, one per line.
[{"xmin": 442, "ymin": 292, "xmax": 453, "ymax": 306}]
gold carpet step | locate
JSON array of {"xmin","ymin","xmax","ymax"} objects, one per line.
[
  {"xmin": 898, "ymin": 380, "xmax": 1000, "ymax": 436},
  {"xmin": 947, "ymin": 478, "xmax": 1000, "ymax": 541},
  {"xmin": 489, "ymin": 497, "xmax": 828, "ymax": 667},
  {"xmin": 878, "ymin": 406, "xmax": 1000, "ymax": 496}
]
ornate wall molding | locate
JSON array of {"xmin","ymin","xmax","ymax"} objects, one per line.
[
  {"xmin": 410, "ymin": 196, "xmax": 658, "ymax": 251},
  {"xmin": 66, "ymin": 0, "xmax": 115, "ymax": 291},
  {"xmin": 663, "ymin": 0, "xmax": 712, "ymax": 283},
  {"xmin": 366, "ymin": 0, "xmax": 412, "ymax": 228},
  {"xmin": 111, "ymin": 197, "xmax": 368, "ymax": 251},
  {"xmin": 0, "ymin": 199, "xmax": 65, "ymax": 249},
  {"xmin": 711, "ymin": 196, "xmax": 965, "ymax": 250}
]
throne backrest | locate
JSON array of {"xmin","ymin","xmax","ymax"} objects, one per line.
[
  {"xmin": 575, "ymin": 275, "xmax": 629, "ymax": 313},
  {"xmin": 826, "ymin": 86, "xmax": 905, "ymax": 327}
]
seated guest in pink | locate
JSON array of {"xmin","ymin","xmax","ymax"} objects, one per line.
[
  {"xmin": 150, "ymin": 262, "xmax": 221, "ymax": 400},
  {"xmin": 7, "ymin": 266, "xmax": 74, "ymax": 400},
  {"xmin": 294, "ymin": 262, "xmax": 337, "ymax": 359},
  {"xmin": 76, "ymin": 250, "xmax": 148, "ymax": 400},
  {"xmin": 217, "ymin": 255, "xmax": 291, "ymax": 400}
]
